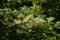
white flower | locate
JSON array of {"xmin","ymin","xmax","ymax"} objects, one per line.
[
  {"xmin": 14, "ymin": 19, "xmax": 21, "ymax": 24},
  {"xmin": 22, "ymin": 14, "xmax": 33, "ymax": 22},
  {"xmin": 33, "ymin": 18, "xmax": 46, "ymax": 24}
]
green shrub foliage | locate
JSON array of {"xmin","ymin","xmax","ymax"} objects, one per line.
[{"xmin": 0, "ymin": 0, "xmax": 60, "ymax": 40}]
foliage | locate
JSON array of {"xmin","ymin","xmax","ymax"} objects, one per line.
[{"xmin": 0, "ymin": 0, "xmax": 60, "ymax": 40}]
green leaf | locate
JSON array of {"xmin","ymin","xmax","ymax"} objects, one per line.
[
  {"xmin": 47, "ymin": 17, "xmax": 55, "ymax": 22},
  {"xmin": 28, "ymin": 29, "xmax": 32, "ymax": 32},
  {"xmin": 49, "ymin": 26, "xmax": 53, "ymax": 30}
]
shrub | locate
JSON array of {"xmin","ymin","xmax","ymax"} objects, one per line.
[{"xmin": 0, "ymin": 0, "xmax": 60, "ymax": 40}]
